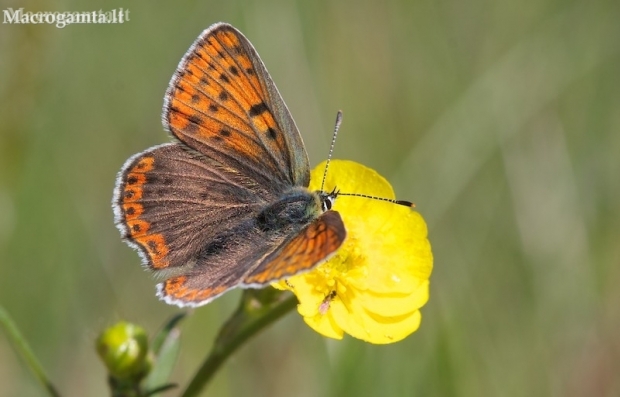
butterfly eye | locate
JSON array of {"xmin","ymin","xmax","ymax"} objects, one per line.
[
  {"xmin": 322, "ymin": 195, "xmax": 334, "ymax": 211},
  {"xmin": 317, "ymin": 189, "xmax": 338, "ymax": 212}
]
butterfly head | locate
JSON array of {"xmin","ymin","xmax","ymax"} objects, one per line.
[{"xmin": 317, "ymin": 187, "xmax": 339, "ymax": 212}]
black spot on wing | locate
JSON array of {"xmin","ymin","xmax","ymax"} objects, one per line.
[
  {"xmin": 188, "ymin": 115, "xmax": 203, "ymax": 125},
  {"xmin": 219, "ymin": 73, "xmax": 230, "ymax": 84},
  {"xmin": 185, "ymin": 115, "xmax": 203, "ymax": 134},
  {"xmin": 249, "ymin": 102, "xmax": 269, "ymax": 117},
  {"xmin": 266, "ymin": 128, "xmax": 277, "ymax": 140}
]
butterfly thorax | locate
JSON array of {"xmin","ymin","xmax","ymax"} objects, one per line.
[{"xmin": 256, "ymin": 187, "xmax": 323, "ymax": 233}]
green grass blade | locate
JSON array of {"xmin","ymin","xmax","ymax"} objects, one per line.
[{"xmin": 0, "ymin": 305, "xmax": 62, "ymax": 397}]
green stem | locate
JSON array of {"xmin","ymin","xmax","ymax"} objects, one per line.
[
  {"xmin": 181, "ymin": 291, "xmax": 297, "ymax": 397},
  {"xmin": 0, "ymin": 305, "xmax": 62, "ymax": 397}
]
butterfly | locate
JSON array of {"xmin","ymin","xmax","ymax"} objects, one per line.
[{"xmin": 113, "ymin": 22, "xmax": 346, "ymax": 307}]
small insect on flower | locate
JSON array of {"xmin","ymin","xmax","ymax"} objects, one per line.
[{"xmin": 319, "ymin": 290, "xmax": 337, "ymax": 315}]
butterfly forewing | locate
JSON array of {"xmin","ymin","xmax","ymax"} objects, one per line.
[
  {"xmin": 243, "ymin": 211, "xmax": 346, "ymax": 285},
  {"xmin": 163, "ymin": 23, "xmax": 309, "ymax": 191}
]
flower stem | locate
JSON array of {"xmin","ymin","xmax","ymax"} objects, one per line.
[
  {"xmin": 0, "ymin": 305, "xmax": 62, "ymax": 397},
  {"xmin": 181, "ymin": 290, "xmax": 297, "ymax": 397}
]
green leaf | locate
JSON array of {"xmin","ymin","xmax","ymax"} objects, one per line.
[{"xmin": 144, "ymin": 313, "xmax": 187, "ymax": 392}]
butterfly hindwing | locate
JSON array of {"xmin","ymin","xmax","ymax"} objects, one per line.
[
  {"xmin": 113, "ymin": 143, "xmax": 265, "ymax": 270},
  {"xmin": 162, "ymin": 23, "xmax": 310, "ymax": 191},
  {"xmin": 156, "ymin": 210, "xmax": 346, "ymax": 307},
  {"xmin": 155, "ymin": 218, "xmax": 276, "ymax": 307}
]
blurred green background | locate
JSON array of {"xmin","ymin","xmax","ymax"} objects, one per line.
[{"xmin": 1, "ymin": 0, "xmax": 619, "ymax": 395}]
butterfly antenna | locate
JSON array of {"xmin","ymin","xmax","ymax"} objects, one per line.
[
  {"xmin": 336, "ymin": 192, "xmax": 416, "ymax": 207},
  {"xmin": 319, "ymin": 111, "xmax": 414, "ymax": 208},
  {"xmin": 320, "ymin": 110, "xmax": 343, "ymax": 193}
]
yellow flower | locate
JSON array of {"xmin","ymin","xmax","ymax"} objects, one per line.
[{"xmin": 275, "ymin": 160, "xmax": 433, "ymax": 344}]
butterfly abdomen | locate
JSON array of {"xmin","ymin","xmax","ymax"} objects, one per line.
[{"xmin": 255, "ymin": 188, "xmax": 321, "ymax": 233}]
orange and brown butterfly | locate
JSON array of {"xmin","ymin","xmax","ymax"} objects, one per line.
[{"xmin": 113, "ymin": 22, "xmax": 346, "ymax": 307}]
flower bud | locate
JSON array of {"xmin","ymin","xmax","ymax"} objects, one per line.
[{"xmin": 96, "ymin": 321, "xmax": 152, "ymax": 381}]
